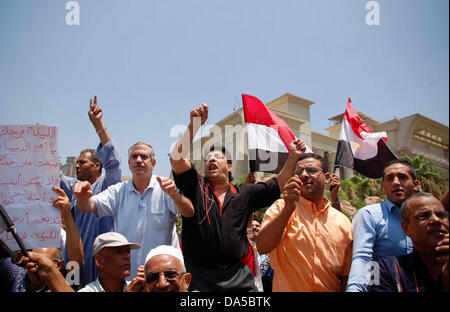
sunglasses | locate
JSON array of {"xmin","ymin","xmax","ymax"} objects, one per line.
[
  {"xmin": 414, "ymin": 210, "xmax": 448, "ymax": 221},
  {"xmin": 294, "ymin": 167, "xmax": 322, "ymax": 176},
  {"xmin": 145, "ymin": 270, "xmax": 185, "ymax": 284}
]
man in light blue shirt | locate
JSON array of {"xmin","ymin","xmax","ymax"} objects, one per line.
[
  {"xmin": 346, "ymin": 159, "xmax": 420, "ymax": 292},
  {"xmin": 60, "ymin": 96, "xmax": 121, "ymax": 288},
  {"xmin": 73, "ymin": 142, "xmax": 194, "ymax": 279}
]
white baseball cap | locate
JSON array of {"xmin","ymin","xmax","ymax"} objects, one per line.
[{"xmin": 93, "ymin": 232, "xmax": 141, "ymax": 256}]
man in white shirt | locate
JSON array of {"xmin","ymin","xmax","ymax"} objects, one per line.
[
  {"xmin": 79, "ymin": 232, "xmax": 141, "ymax": 292},
  {"xmin": 73, "ymin": 142, "xmax": 194, "ymax": 278}
]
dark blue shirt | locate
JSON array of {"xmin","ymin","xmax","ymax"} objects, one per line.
[{"xmin": 369, "ymin": 250, "xmax": 444, "ymax": 292}]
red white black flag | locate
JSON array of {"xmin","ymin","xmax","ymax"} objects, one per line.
[
  {"xmin": 242, "ymin": 94, "xmax": 311, "ymax": 173},
  {"xmin": 334, "ymin": 98, "xmax": 397, "ymax": 178}
]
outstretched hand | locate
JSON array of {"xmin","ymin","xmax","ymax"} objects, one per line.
[
  {"xmin": 289, "ymin": 139, "xmax": 307, "ymax": 158},
  {"xmin": 156, "ymin": 176, "xmax": 179, "ymax": 199},
  {"xmin": 72, "ymin": 181, "xmax": 93, "ymax": 200},
  {"xmin": 126, "ymin": 265, "xmax": 146, "ymax": 292},
  {"xmin": 282, "ymin": 176, "xmax": 302, "ymax": 212},
  {"xmin": 88, "ymin": 95, "xmax": 103, "ymax": 125},
  {"xmin": 245, "ymin": 172, "xmax": 257, "ymax": 184},
  {"xmin": 53, "ymin": 187, "xmax": 71, "ymax": 219},
  {"xmin": 329, "ymin": 174, "xmax": 341, "ymax": 199}
]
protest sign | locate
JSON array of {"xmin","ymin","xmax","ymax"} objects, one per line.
[{"xmin": 0, "ymin": 124, "xmax": 60, "ymax": 250}]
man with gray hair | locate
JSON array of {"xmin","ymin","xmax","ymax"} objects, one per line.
[
  {"xmin": 73, "ymin": 142, "xmax": 194, "ymax": 279},
  {"xmin": 369, "ymin": 192, "xmax": 449, "ymax": 292}
]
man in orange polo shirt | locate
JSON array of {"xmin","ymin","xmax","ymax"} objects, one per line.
[{"xmin": 256, "ymin": 153, "xmax": 353, "ymax": 292}]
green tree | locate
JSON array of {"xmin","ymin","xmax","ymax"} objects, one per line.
[
  {"xmin": 338, "ymin": 173, "xmax": 384, "ymax": 209},
  {"xmin": 402, "ymin": 155, "xmax": 448, "ymax": 198}
]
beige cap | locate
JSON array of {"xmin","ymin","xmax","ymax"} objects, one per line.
[{"xmin": 93, "ymin": 232, "xmax": 141, "ymax": 256}]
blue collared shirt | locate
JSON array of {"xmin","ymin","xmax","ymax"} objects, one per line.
[
  {"xmin": 92, "ymin": 175, "xmax": 180, "ymax": 280},
  {"xmin": 59, "ymin": 139, "xmax": 121, "ymax": 288},
  {"xmin": 346, "ymin": 199, "xmax": 413, "ymax": 292}
]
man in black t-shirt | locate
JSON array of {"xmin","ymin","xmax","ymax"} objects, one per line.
[{"xmin": 170, "ymin": 103, "xmax": 305, "ymax": 291}]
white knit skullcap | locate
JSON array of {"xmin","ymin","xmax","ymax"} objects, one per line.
[{"xmin": 145, "ymin": 245, "xmax": 185, "ymax": 268}]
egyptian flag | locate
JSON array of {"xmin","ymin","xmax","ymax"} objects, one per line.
[
  {"xmin": 334, "ymin": 98, "xmax": 397, "ymax": 178},
  {"xmin": 242, "ymin": 94, "xmax": 311, "ymax": 173}
]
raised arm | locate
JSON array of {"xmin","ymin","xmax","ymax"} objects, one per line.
[
  {"xmin": 72, "ymin": 181, "xmax": 97, "ymax": 213},
  {"xmin": 255, "ymin": 176, "xmax": 302, "ymax": 254},
  {"xmin": 53, "ymin": 187, "xmax": 84, "ymax": 266},
  {"xmin": 157, "ymin": 176, "xmax": 194, "ymax": 217},
  {"xmin": 329, "ymin": 174, "xmax": 342, "ymax": 212},
  {"xmin": 275, "ymin": 139, "xmax": 306, "ymax": 192},
  {"xmin": 25, "ymin": 252, "xmax": 75, "ymax": 292},
  {"xmin": 170, "ymin": 103, "xmax": 208, "ymax": 175},
  {"xmin": 89, "ymin": 95, "xmax": 112, "ymax": 146}
]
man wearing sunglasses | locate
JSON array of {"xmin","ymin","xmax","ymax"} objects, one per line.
[
  {"xmin": 369, "ymin": 193, "xmax": 449, "ymax": 292},
  {"xmin": 142, "ymin": 245, "xmax": 191, "ymax": 292},
  {"xmin": 255, "ymin": 153, "xmax": 353, "ymax": 291}
]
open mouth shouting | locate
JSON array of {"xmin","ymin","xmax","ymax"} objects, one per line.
[{"xmin": 207, "ymin": 162, "xmax": 219, "ymax": 174}]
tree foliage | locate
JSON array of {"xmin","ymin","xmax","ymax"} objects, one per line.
[{"xmin": 402, "ymin": 155, "xmax": 448, "ymax": 198}]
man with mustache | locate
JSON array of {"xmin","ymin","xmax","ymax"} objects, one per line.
[
  {"xmin": 255, "ymin": 153, "xmax": 353, "ymax": 291},
  {"xmin": 346, "ymin": 160, "xmax": 421, "ymax": 292},
  {"xmin": 59, "ymin": 95, "xmax": 122, "ymax": 288},
  {"xmin": 73, "ymin": 142, "xmax": 194, "ymax": 280},
  {"xmin": 169, "ymin": 103, "xmax": 305, "ymax": 291},
  {"xmin": 369, "ymin": 193, "xmax": 448, "ymax": 292}
]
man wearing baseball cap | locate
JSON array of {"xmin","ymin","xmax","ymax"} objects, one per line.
[{"xmin": 78, "ymin": 232, "xmax": 141, "ymax": 292}]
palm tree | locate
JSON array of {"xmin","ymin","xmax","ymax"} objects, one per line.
[
  {"xmin": 339, "ymin": 173, "xmax": 384, "ymax": 209},
  {"xmin": 402, "ymin": 155, "xmax": 448, "ymax": 198}
]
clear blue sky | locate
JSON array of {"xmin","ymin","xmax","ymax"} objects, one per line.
[{"xmin": 1, "ymin": 0, "xmax": 448, "ymax": 177}]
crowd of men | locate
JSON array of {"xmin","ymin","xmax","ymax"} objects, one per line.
[{"xmin": 0, "ymin": 97, "xmax": 448, "ymax": 293}]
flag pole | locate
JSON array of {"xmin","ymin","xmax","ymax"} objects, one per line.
[{"xmin": 0, "ymin": 204, "xmax": 29, "ymax": 258}]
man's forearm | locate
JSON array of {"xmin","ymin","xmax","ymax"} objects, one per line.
[
  {"xmin": 275, "ymin": 153, "xmax": 297, "ymax": 192},
  {"xmin": 255, "ymin": 203, "xmax": 295, "ymax": 254},
  {"xmin": 42, "ymin": 267, "xmax": 75, "ymax": 292},
  {"xmin": 63, "ymin": 213, "xmax": 84, "ymax": 266},
  {"xmin": 171, "ymin": 193, "xmax": 195, "ymax": 218},
  {"xmin": 93, "ymin": 119, "xmax": 111, "ymax": 147},
  {"xmin": 76, "ymin": 198, "xmax": 97, "ymax": 213},
  {"xmin": 170, "ymin": 122, "xmax": 199, "ymax": 174}
]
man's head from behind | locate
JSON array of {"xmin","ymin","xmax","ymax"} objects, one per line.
[
  {"xmin": 382, "ymin": 159, "xmax": 420, "ymax": 207},
  {"xmin": 76, "ymin": 149, "xmax": 102, "ymax": 182},
  {"xmin": 294, "ymin": 153, "xmax": 330, "ymax": 202},
  {"xmin": 144, "ymin": 245, "xmax": 191, "ymax": 292},
  {"xmin": 93, "ymin": 232, "xmax": 141, "ymax": 281},
  {"xmin": 401, "ymin": 193, "xmax": 449, "ymax": 255}
]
